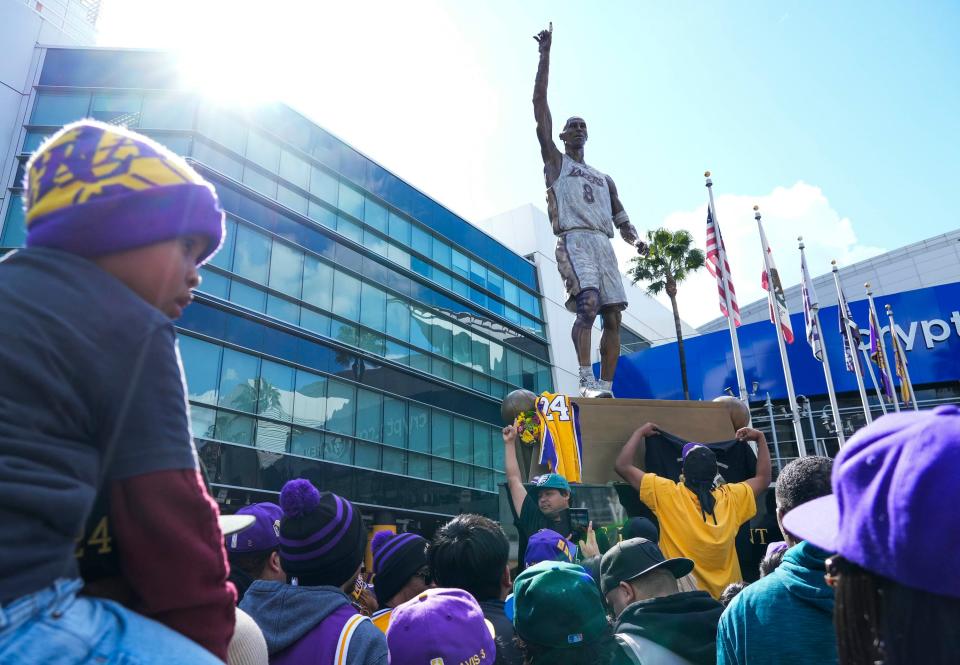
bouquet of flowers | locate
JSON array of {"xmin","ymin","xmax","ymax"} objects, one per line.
[{"xmin": 514, "ymin": 409, "xmax": 541, "ymax": 446}]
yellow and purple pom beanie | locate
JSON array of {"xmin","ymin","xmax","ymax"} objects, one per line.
[{"xmin": 23, "ymin": 120, "xmax": 224, "ymax": 264}]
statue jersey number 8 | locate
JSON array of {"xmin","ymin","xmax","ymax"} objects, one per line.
[{"xmin": 535, "ymin": 392, "xmax": 584, "ymax": 483}]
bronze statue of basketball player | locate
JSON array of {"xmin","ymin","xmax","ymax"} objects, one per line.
[{"xmin": 533, "ymin": 23, "xmax": 647, "ymax": 398}]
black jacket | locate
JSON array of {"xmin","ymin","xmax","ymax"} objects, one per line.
[{"xmin": 614, "ymin": 591, "xmax": 724, "ymax": 665}]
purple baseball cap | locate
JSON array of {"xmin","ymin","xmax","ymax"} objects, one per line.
[
  {"xmin": 386, "ymin": 588, "xmax": 496, "ymax": 665},
  {"xmin": 682, "ymin": 442, "xmax": 707, "ymax": 460},
  {"xmin": 226, "ymin": 502, "xmax": 282, "ymax": 554},
  {"xmin": 524, "ymin": 529, "xmax": 576, "ymax": 567},
  {"xmin": 784, "ymin": 405, "xmax": 960, "ymax": 598}
]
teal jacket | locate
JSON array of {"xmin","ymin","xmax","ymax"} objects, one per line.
[{"xmin": 717, "ymin": 540, "xmax": 837, "ymax": 665}]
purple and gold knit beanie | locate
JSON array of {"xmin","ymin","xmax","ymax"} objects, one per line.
[
  {"xmin": 23, "ymin": 120, "xmax": 224, "ymax": 264},
  {"xmin": 278, "ymin": 479, "xmax": 366, "ymax": 588},
  {"xmin": 371, "ymin": 530, "xmax": 428, "ymax": 607}
]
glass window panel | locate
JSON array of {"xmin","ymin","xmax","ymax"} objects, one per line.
[
  {"xmin": 433, "ymin": 358, "xmax": 453, "ymax": 381},
  {"xmin": 505, "ymin": 307, "xmax": 521, "ymax": 325},
  {"xmin": 475, "ymin": 468, "xmax": 493, "ymax": 492},
  {"xmin": 453, "ymin": 418, "xmax": 472, "ymax": 461},
  {"xmin": 432, "ymin": 459, "xmax": 453, "ymax": 484},
  {"xmin": 505, "ymin": 349, "xmax": 521, "ymax": 387},
  {"xmin": 451, "ymin": 249, "xmax": 470, "ymax": 279},
  {"xmin": 384, "ymin": 339, "xmax": 409, "ymax": 365},
  {"xmin": 277, "ymin": 184, "xmax": 308, "ymax": 215},
  {"xmin": 382, "ymin": 448, "xmax": 406, "ymax": 474},
  {"xmin": 258, "ymin": 359, "xmax": 295, "ymax": 421},
  {"xmin": 1, "ymin": 195, "xmax": 27, "ymax": 247},
  {"xmin": 192, "ymin": 141, "xmax": 243, "ymax": 180},
  {"xmin": 268, "ymin": 241, "xmax": 303, "ymax": 297},
  {"xmin": 410, "ymin": 256, "xmax": 430, "ymax": 279},
  {"xmin": 337, "ymin": 216, "xmax": 363, "ymax": 243},
  {"xmin": 233, "ymin": 224, "xmax": 271, "ymax": 283},
  {"xmin": 431, "ymin": 411, "xmax": 452, "ymax": 458},
  {"xmin": 451, "ymin": 324, "xmax": 472, "ymax": 366},
  {"xmin": 408, "ymin": 453, "xmax": 430, "ymax": 479},
  {"xmin": 408, "ymin": 308, "xmax": 431, "ymax": 351},
  {"xmin": 487, "ymin": 271, "xmax": 504, "ymax": 297},
  {"xmin": 489, "ymin": 343, "xmax": 505, "ymax": 379},
  {"xmin": 492, "ymin": 430, "xmax": 505, "ymax": 470},
  {"xmin": 153, "ymin": 134, "xmax": 191, "ymax": 156},
  {"xmin": 454, "ymin": 463, "xmax": 471, "ymax": 488},
  {"xmin": 293, "ymin": 371, "xmax": 326, "ymax": 428},
  {"xmin": 470, "ymin": 288, "xmax": 487, "ymax": 310},
  {"xmin": 355, "ymin": 441, "xmax": 380, "ymax": 470},
  {"xmin": 300, "ymin": 308, "xmax": 332, "ymax": 336},
  {"xmin": 431, "ymin": 237, "xmax": 452, "ymax": 267},
  {"xmin": 255, "ymin": 421, "xmax": 290, "ymax": 453},
  {"xmin": 338, "ymin": 182, "xmax": 364, "ymax": 219},
  {"xmin": 453, "ymin": 366, "xmax": 472, "ymax": 389},
  {"xmin": 432, "ymin": 267, "xmax": 452, "ymax": 291},
  {"xmin": 472, "ymin": 333, "xmax": 491, "ymax": 372},
  {"xmin": 218, "ymin": 348, "xmax": 260, "ymax": 412},
  {"xmin": 246, "ymin": 131, "xmax": 280, "ymax": 172},
  {"xmin": 388, "ymin": 212, "xmax": 411, "ymax": 244},
  {"xmin": 332, "ymin": 270, "xmax": 360, "ymax": 321},
  {"xmin": 537, "ymin": 363, "xmax": 553, "ymax": 394},
  {"xmin": 30, "ymin": 91, "xmax": 90, "ymax": 125},
  {"xmin": 140, "ymin": 93, "xmax": 196, "ymax": 129},
  {"xmin": 408, "ymin": 404, "xmax": 430, "ymax": 453},
  {"xmin": 359, "ymin": 282, "xmax": 386, "ymax": 332},
  {"xmin": 291, "ymin": 427, "xmax": 323, "ymax": 458},
  {"xmin": 431, "ymin": 317, "xmax": 453, "ymax": 358},
  {"xmin": 302, "ymin": 256, "xmax": 333, "ymax": 311},
  {"xmin": 387, "ymin": 242, "xmax": 410, "ymax": 269},
  {"xmin": 215, "ymin": 412, "xmax": 255, "ymax": 445},
  {"xmin": 519, "ymin": 289, "xmax": 536, "ymax": 315},
  {"xmin": 473, "ymin": 372, "xmax": 491, "ymax": 394},
  {"xmin": 410, "ymin": 225, "xmax": 432, "ymax": 257},
  {"xmin": 189, "ymin": 405, "xmax": 217, "ymax": 439},
  {"xmin": 356, "ymin": 389, "xmax": 383, "ymax": 443},
  {"xmin": 199, "ymin": 269, "xmax": 229, "ymax": 298},
  {"xmin": 408, "ymin": 349, "xmax": 430, "ymax": 374},
  {"xmin": 90, "ymin": 92, "xmax": 142, "ymax": 126},
  {"xmin": 230, "ymin": 281, "xmax": 266, "ymax": 312},
  {"xmin": 198, "ymin": 108, "xmax": 247, "ymax": 154},
  {"xmin": 364, "ymin": 198, "xmax": 388, "ymax": 233},
  {"xmin": 363, "ymin": 228, "xmax": 389, "ymax": 258},
  {"xmin": 331, "ymin": 320, "xmax": 357, "ymax": 347},
  {"xmin": 279, "ymin": 149, "xmax": 310, "ymax": 189},
  {"xmin": 522, "ymin": 354, "xmax": 537, "ymax": 391},
  {"xmin": 385, "ymin": 297, "xmax": 410, "ymax": 343},
  {"xmin": 309, "ymin": 166, "xmax": 338, "ymax": 205},
  {"xmin": 209, "ymin": 217, "xmax": 236, "ymax": 271},
  {"xmin": 357, "ymin": 330, "xmax": 385, "ymax": 356},
  {"xmin": 178, "ymin": 335, "xmax": 221, "ymax": 405},
  {"xmin": 504, "ymin": 280, "xmax": 520, "ymax": 307},
  {"xmin": 323, "ymin": 435, "xmax": 354, "ymax": 465},
  {"xmin": 325, "ymin": 379, "xmax": 356, "ymax": 436},
  {"xmin": 452, "ymin": 279, "xmax": 470, "ymax": 299},
  {"xmin": 307, "ymin": 200, "xmax": 337, "ymax": 229},
  {"xmin": 487, "ymin": 298, "xmax": 505, "ymax": 317},
  {"xmin": 242, "ymin": 167, "xmax": 278, "ymax": 198},
  {"xmin": 383, "ymin": 397, "xmax": 406, "ymax": 448},
  {"xmin": 22, "ymin": 131, "xmax": 52, "ymax": 153},
  {"xmin": 473, "ymin": 423, "xmax": 492, "ymax": 467},
  {"xmin": 470, "ymin": 259, "xmax": 487, "ymax": 286}
]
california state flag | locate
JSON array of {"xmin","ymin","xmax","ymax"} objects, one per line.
[{"xmin": 758, "ymin": 217, "xmax": 794, "ymax": 344}]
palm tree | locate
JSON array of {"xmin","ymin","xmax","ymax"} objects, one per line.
[{"xmin": 627, "ymin": 228, "xmax": 705, "ymax": 400}]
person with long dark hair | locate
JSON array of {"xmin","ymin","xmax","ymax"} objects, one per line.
[
  {"xmin": 783, "ymin": 405, "xmax": 960, "ymax": 664},
  {"xmin": 615, "ymin": 423, "xmax": 771, "ymax": 599}
]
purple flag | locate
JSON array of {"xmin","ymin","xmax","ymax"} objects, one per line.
[{"xmin": 869, "ymin": 309, "xmax": 893, "ymax": 400}]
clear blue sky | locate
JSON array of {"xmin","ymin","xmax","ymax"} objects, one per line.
[{"xmin": 98, "ymin": 0, "xmax": 960, "ymax": 323}]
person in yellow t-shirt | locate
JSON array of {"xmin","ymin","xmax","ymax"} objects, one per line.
[{"xmin": 614, "ymin": 423, "xmax": 772, "ymax": 599}]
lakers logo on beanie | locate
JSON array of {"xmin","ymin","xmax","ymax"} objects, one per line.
[{"xmin": 23, "ymin": 120, "xmax": 224, "ymax": 263}]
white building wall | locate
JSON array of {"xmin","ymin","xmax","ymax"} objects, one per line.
[{"xmin": 479, "ymin": 204, "xmax": 696, "ymax": 395}]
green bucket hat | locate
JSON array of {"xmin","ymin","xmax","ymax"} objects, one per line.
[{"xmin": 513, "ymin": 561, "xmax": 608, "ymax": 648}]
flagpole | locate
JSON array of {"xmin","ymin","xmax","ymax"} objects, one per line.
[
  {"xmin": 799, "ymin": 237, "xmax": 846, "ymax": 447},
  {"xmin": 866, "ymin": 283, "xmax": 899, "ymax": 413},
  {"xmin": 861, "ymin": 345, "xmax": 888, "ymax": 415},
  {"xmin": 705, "ymin": 171, "xmax": 748, "ymax": 402},
  {"xmin": 886, "ymin": 304, "xmax": 920, "ymax": 411},
  {"xmin": 831, "ymin": 261, "xmax": 872, "ymax": 424},
  {"xmin": 755, "ymin": 206, "xmax": 806, "ymax": 455}
]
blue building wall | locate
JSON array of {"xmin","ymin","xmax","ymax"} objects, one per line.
[{"xmin": 614, "ymin": 281, "xmax": 960, "ymax": 401}]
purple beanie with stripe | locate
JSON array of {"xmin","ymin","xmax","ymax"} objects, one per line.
[
  {"xmin": 371, "ymin": 531, "xmax": 428, "ymax": 607},
  {"xmin": 277, "ymin": 479, "xmax": 366, "ymax": 588}
]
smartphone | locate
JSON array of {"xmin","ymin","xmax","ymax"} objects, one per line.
[{"xmin": 568, "ymin": 507, "xmax": 590, "ymax": 541}]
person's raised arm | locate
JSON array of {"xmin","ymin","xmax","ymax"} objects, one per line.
[
  {"xmin": 737, "ymin": 427, "xmax": 773, "ymax": 497},
  {"xmin": 502, "ymin": 424, "xmax": 527, "ymax": 518},
  {"xmin": 533, "ymin": 23, "xmax": 562, "ymax": 182},
  {"xmin": 615, "ymin": 422, "xmax": 658, "ymax": 491},
  {"xmin": 606, "ymin": 175, "xmax": 647, "ymax": 255}
]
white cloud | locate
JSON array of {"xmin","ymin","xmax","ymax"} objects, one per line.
[{"xmin": 613, "ymin": 181, "xmax": 887, "ymax": 328}]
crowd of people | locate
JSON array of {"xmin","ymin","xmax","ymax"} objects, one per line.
[{"xmin": 1, "ymin": 120, "xmax": 959, "ymax": 665}]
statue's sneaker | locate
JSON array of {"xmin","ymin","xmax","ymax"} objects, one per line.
[{"xmin": 580, "ymin": 378, "xmax": 614, "ymax": 398}]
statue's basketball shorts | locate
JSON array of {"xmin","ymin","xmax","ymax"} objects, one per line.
[{"xmin": 555, "ymin": 229, "xmax": 628, "ymax": 313}]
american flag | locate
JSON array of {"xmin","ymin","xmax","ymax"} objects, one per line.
[
  {"xmin": 800, "ymin": 247, "xmax": 823, "ymax": 361},
  {"xmin": 705, "ymin": 207, "xmax": 741, "ymax": 326},
  {"xmin": 836, "ymin": 284, "xmax": 863, "ymax": 372}
]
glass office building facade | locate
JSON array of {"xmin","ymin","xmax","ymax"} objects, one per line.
[{"xmin": 0, "ymin": 47, "xmax": 553, "ymax": 530}]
